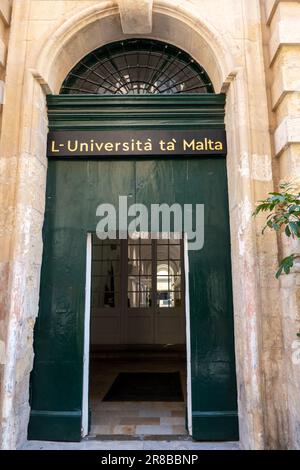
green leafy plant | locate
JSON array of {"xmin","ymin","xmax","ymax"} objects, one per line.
[{"xmin": 253, "ymin": 182, "xmax": 300, "ymax": 279}]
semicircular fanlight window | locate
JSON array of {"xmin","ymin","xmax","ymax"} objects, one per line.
[{"xmin": 60, "ymin": 38, "xmax": 214, "ymax": 95}]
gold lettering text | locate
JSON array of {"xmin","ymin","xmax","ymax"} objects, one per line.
[
  {"xmin": 80, "ymin": 142, "xmax": 89, "ymax": 152},
  {"xmin": 104, "ymin": 142, "xmax": 114, "ymax": 151},
  {"xmin": 68, "ymin": 140, "xmax": 78, "ymax": 152},
  {"xmin": 51, "ymin": 141, "xmax": 59, "ymax": 153}
]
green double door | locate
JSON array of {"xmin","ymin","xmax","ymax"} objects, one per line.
[{"xmin": 28, "ymin": 94, "xmax": 238, "ymax": 441}]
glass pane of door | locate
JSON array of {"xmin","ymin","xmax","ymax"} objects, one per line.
[
  {"xmin": 156, "ymin": 238, "xmax": 183, "ymax": 308},
  {"xmin": 92, "ymin": 236, "xmax": 121, "ymax": 309},
  {"xmin": 127, "ymin": 237, "xmax": 152, "ymax": 308}
]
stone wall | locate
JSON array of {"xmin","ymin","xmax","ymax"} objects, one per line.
[
  {"xmin": 0, "ymin": 0, "xmax": 299, "ymax": 449},
  {"xmin": 0, "ymin": 0, "xmax": 12, "ymax": 446},
  {"xmin": 262, "ymin": 0, "xmax": 300, "ymax": 449},
  {"xmin": 0, "ymin": 1, "xmax": 11, "ymax": 139}
]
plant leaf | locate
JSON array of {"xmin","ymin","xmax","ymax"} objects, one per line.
[
  {"xmin": 285, "ymin": 225, "xmax": 291, "ymax": 237},
  {"xmin": 290, "ymin": 221, "xmax": 300, "ymax": 237},
  {"xmin": 276, "ymin": 255, "xmax": 295, "ymax": 278}
]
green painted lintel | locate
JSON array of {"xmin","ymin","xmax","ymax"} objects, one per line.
[
  {"xmin": 46, "ymin": 94, "xmax": 226, "ymax": 131},
  {"xmin": 47, "ymin": 93, "xmax": 226, "ymax": 107}
]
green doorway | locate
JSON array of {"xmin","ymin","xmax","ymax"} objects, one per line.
[{"xmin": 28, "ymin": 39, "xmax": 238, "ymax": 442}]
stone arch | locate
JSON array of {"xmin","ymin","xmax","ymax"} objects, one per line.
[{"xmin": 32, "ymin": 1, "xmax": 237, "ymax": 94}]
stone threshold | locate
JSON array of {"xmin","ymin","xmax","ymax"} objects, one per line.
[
  {"xmin": 86, "ymin": 434, "xmax": 190, "ymax": 441},
  {"xmin": 21, "ymin": 439, "xmax": 240, "ymax": 450}
]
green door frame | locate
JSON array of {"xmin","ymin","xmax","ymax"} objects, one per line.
[{"xmin": 28, "ymin": 94, "xmax": 239, "ymax": 442}]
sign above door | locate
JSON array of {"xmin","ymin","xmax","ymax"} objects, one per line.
[{"xmin": 47, "ymin": 129, "xmax": 227, "ymax": 158}]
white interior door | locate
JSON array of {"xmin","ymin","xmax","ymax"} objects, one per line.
[
  {"xmin": 155, "ymin": 238, "xmax": 185, "ymax": 344},
  {"xmin": 90, "ymin": 237, "xmax": 122, "ymax": 345},
  {"xmin": 125, "ymin": 237, "xmax": 185, "ymax": 345},
  {"xmin": 90, "ymin": 235, "xmax": 185, "ymax": 346},
  {"xmin": 126, "ymin": 236, "xmax": 155, "ymax": 344}
]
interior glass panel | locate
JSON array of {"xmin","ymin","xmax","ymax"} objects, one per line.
[
  {"xmin": 60, "ymin": 39, "xmax": 214, "ymax": 95},
  {"xmin": 92, "ymin": 236, "xmax": 183, "ymax": 310}
]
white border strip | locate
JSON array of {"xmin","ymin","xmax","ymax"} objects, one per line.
[
  {"xmin": 81, "ymin": 233, "xmax": 92, "ymax": 437},
  {"xmin": 184, "ymin": 233, "xmax": 192, "ymax": 435}
]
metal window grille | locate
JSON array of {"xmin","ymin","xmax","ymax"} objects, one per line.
[{"xmin": 60, "ymin": 38, "xmax": 214, "ymax": 95}]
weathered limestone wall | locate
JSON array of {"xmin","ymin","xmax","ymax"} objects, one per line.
[
  {"xmin": 0, "ymin": 1, "xmax": 11, "ymax": 139},
  {"xmin": 262, "ymin": 0, "xmax": 300, "ymax": 449},
  {"xmin": 0, "ymin": 0, "xmax": 49, "ymax": 448},
  {"xmin": 0, "ymin": 0, "xmax": 299, "ymax": 449},
  {"xmin": 0, "ymin": 0, "xmax": 12, "ymax": 445}
]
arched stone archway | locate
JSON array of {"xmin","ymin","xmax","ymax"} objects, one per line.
[
  {"xmin": 32, "ymin": 1, "xmax": 235, "ymax": 94},
  {"xmin": 0, "ymin": 0, "xmax": 287, "ymax": 450}
]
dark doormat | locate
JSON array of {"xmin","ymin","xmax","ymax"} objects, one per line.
[{"xmin": 102, "ymin": 371, "xmax": 184, "ymax": 402}]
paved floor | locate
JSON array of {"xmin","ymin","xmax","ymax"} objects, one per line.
[
  {"xmin": 22, "ymin": 439, "xmax": 240, "ymax": 450},
  {"xmin": 90, "ymin": 356, "xmax": 187, "ymax": 436},
  {"xmin": 23, "ymin": 354, "xmax": 240, "ymax": 450}
]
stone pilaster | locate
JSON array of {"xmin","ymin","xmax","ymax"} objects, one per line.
[{"xmin": 264, "ymin": 0, "xmax": 300, "ymax": 449}]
